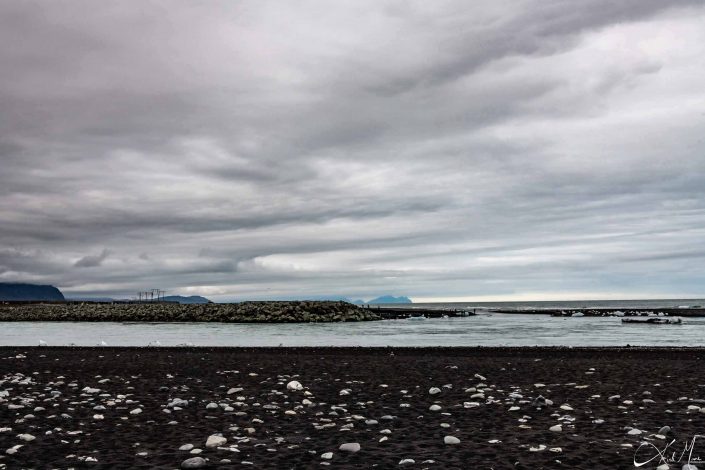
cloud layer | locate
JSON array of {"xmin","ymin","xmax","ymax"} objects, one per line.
[{"xmin": 1, "ymin": 1, "xmax": 704, "ymax": 301}]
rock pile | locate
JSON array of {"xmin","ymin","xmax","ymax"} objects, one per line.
[{"xmin": 0, "ymin": 301, "xmax": 380, "ymax": 323}]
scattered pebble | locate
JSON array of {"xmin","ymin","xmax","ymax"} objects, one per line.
[
  {"xmin": 181, "ymin": 456, "xmax": 207, "ymax": 469},
  {"xmin": 339, "ymin": 442, "xmax": 361, "ymax": 453}
]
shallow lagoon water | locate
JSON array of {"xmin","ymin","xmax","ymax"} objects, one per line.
[{"xmin": 1, "ymin": 313, "xmax": 702, "ymax": 347}]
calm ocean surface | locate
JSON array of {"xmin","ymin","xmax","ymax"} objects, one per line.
[{"xmin": 2, "ymin": 299, "xmax": 705, "ymax": 347}]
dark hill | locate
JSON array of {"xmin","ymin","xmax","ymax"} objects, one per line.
[
  {"xmin": 162, "ymin": 295, "xmax": 211, "ymax": 304},
  {"xmin": 0, "ymin": 283, "xmax": 65, "ymax": 301},
  {"xmin": 368, "ymin": 295, "xmax": 412, "ymax": 304}
]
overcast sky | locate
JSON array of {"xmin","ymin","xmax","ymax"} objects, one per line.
[{"xmin": 1, "ymin": 1, "xmax": 705, "ymax": 302}]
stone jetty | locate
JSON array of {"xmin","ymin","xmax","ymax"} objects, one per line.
[
  {"xmin": 0, "ymin": 301, "xmax": 381, "ymax": 323},
  {"xmin": 489, "ymin": 307, "xmax": 705, "ymax": 317}
]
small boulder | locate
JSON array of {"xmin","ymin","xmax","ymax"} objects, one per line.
[
  {"xmin": 287, "ymin": 381, "xmax": 303, "ymax": 391},
  {"xmin": 339, "ymin": 442, "xmax": 361, "ymax": 453},
  {"xmin": 181, "ymin": 456, "xmax": 207, "ymax": 469},
  {"xmin": 205, "ymin": 435, "xmax": 227, "ymax": 448},
  {"xmin": 444, "ymin": 436, "xmax": 460, "ymax": 445}
]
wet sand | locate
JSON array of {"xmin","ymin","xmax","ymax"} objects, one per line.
[{"xmin": 2, "ymin": 347, "xmax": 705, "ymax": 469}]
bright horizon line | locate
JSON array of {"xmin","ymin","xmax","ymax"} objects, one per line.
[
  {"xmin": 410, "ymin": 293, "xmax": 705, "ymax": 303},
  {"xmin": 203, "ymin": 292, "xmax": 705, "ymax": 303}
]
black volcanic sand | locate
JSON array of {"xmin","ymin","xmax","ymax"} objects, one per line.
[{"xmin": 2, "ymin": 347, "xmax": 705, "ymax": 469}]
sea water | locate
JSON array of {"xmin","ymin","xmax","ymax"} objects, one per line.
[{"xmin": 2, "ymin": 308, "xmax": 705, "ymax": 347}]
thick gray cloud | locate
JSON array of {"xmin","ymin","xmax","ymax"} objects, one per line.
[
  {"xmin": 1, "ymin": 0, "xmax": 704, "ymax": 301},
  {"xmin": 74, "ymin": 249, "xmax": 111, "ymax": 268}
]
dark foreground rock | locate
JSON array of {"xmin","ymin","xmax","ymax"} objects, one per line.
[
  {"xmin": 0, "ymin": 301, "xmax": 380, "ymax": 322},
  {"xmin": 2, "ymin": 347, "xmax": 705, "ymax": 468}
]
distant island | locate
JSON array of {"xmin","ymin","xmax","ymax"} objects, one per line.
[
  {"xmin": 0, "ymin": 283, "xmax": 65, "ymax": 301},
  {"xmin": 307, "ymin": 295, "xmax": 412, "ymax": 304},
  {"xmin": 367, "ymin": 295, "xmax": 412, "ymax": 304},
  {"xmin": 162, "ymin": 295, "xmax": 212, "ymax": 304}
]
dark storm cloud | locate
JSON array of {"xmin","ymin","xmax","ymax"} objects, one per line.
[{"xmin": 1, "ymin": 0, "xmax": 704, "ymax": 300}]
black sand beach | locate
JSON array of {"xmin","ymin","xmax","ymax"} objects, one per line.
[{"xmin": 2, "ymin": 347, "xmax": 705, "ymax": 469}]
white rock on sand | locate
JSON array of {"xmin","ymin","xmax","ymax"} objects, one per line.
[
  {"xmin": 168, "ymin": 398, "xmax": 189, "ymax": 408},
  {"xmin": 321, "ymin": 452, "xmax": 333, "ymax": 460},
  {"xmin": 6, "ymin": 444, "xmax": 23, "ymax": 455},
  {"xmin": 429, "ymin": 387, "xmax": 441, "ymax": 395},
  {"xmin": 549, "ymin": 425, "xmax": 562, "ymax": 432},
  {"xmin": 339, "ymin": 442, "xmax": 361, "ymax": 453},
  {"xmin": 181, "ymin": 456, "xmax": 207, "ymax": 469},
  {"xmin": 444, "ymin": 436, "xmax": 461, "ymax": 445},
  {"xmin": 286, "ymin": 381, "xmax": 303, "ymax": 391},
  {"xmin": 205, "ymin": 435, "xmax": 227, "ymax": 448}
]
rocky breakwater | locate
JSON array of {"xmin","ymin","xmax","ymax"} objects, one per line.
[{"xmin": 0, "ymin": 301, "xmax": 381, "ymax": 323}]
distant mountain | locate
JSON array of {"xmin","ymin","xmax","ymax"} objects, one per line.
[
  {"xmin": 163, "ymin": 295, "xmax": 212, "ymax": 304},
  {"xmin": 67, "ymin": 297, "xmax": 116, "ymax": 302},
  {"xmin": 368, "ymin": 295, "xmax": 412, "ymax": 304},
  {"xmin": 0, "ymin": 283, "xmax": 65, "ymax": 301}
]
